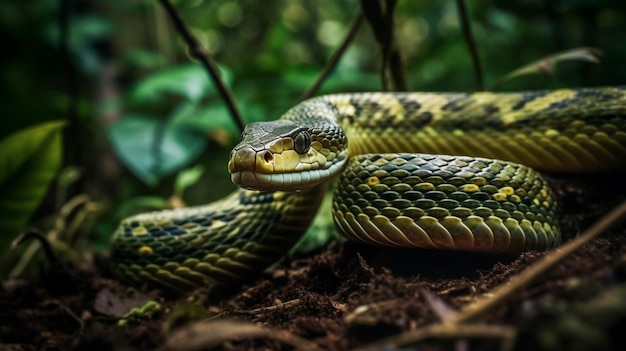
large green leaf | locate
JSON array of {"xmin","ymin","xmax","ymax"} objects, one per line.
[
  {"xmin": 109, "ymin": 110, "xmax": 207, "ymax": 186},
  {"xmin": 0, "ymin": 121, "xmax": 65, "ymax": 248},
  {"xmin": 128, "ymin": 64, "xmax": 233, "ymax": 104}
]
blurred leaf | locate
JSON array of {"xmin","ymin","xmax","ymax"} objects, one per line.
[
  {"xmin": 0, "ymin": 121, "xmax": 65, "ymax": 247},
  {"xmin": 490, "ymin": 47, "xmax": 603, "ymax": 89},
  {"xmin": 57, "ymin": 166, "xmax": 82, "ymax": 189},
  {"xmin": 114, "ymin": 196, "xmax": 170, "ymax": 219},
  {"xmin": 171, "ymin": 100, "xmax": 267, "ymax": 146},
  {"xmin": 109, "ymin": 108, "xmax": 208, "ymax": 186},
  {"xmin": 124, "ymin": 48, "xmax": 168, "ymax": 69},
  {"xmin": 174, "ymin": 103, "xmax": 253, "ymax": 134},
  {"xmin": 45, "ymin": 15, "xmax": 113, "ymax": 73},
  {"xmin": 174, "ymin": 165, "xmax": 205, "ymax": 197},
  {"xmin": 171, "ymin": 103, "xmax": 237, "ymax": 135},
  {"xmin": 128, "ymin": 64, "xmax": 233, "ymax": 104}
]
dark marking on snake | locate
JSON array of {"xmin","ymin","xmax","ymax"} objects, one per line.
[
  {"xmin": 416, "ymin": 111, "xmax": 433, "ymax": 127},
  {"xmin": 349, "ymin": 97, "xmax": 363, "ymax": 118},
  {"xmin": 396, "ymin": 96, "xmax": 422, "ymax": 111},
  {"xmin": 483, "ymin": 104, "xmax": 500, "ymax": 115},
  {"xmin": 378, "ymin": 113, "xmax": 397, "ymax": 128},
  {"xmin": 441, "ymin": 98, "xmax": 467, "ymax": 112},
  {"xmin": 512, "ymin": 91, "xmax": 550, "ymax": 110},
  {"xmin": 575, "ymin": 88, "xmax": 618, "ymax": 101},
  {"xmin": 470, "ymin": 191, "xmax": 491, "ymax": 201}
]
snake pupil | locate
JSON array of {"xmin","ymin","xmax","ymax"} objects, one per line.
[{"xmin": 294, "ymin": 130, "xmax": 311, "ymax": 154}]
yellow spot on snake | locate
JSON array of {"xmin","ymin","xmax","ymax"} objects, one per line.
[
  {"xmin": 210, "ymin": 220, "xmax": 227, "ymax": 229},
  {"xmin": 367, "ymin": 176, "xmax": 380, "ymax": 186},
  {"xmin": 545, "ymin": 129, "xmax": 559, "ymax": 138},
  {"xmin": 460, "ymin": 184, "xmax": 480, "ymax": 193},
  {"xmin": 492, "ymin": 192, "xmax": 507, "ymax": 201},
  {"xmin": 415, "ymin": 182, "xmax": 435, "ymax": 191},
  {"xmin": 499, "ymin": 186, "xmax": 514, "ymax": 195},
  {"xmin": 132, "ymin": 227, "xmax": 148, "ymax": 236},
  {"xmin": 138, "ymin": 246, "xmax": 153, "ymax": 255}
]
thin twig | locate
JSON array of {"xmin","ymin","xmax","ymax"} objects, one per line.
[
  {"xmin": 455, "ymin": 0, "xmax": 484, "ymax": 90},
  {"xmin": 300, "ymin": 10, "xmax": 364, "ymax": 101},
  {"xmin": 157, "ymin": 0, "xmax": 245, "ymax": 132},
  {"xmin": 164, "ymin": 319, "xmax": 326, "ymax": 351},
  {"xmin": 247, "ymin": 299, "xmax": 302, "ymax": 314},
  {"xmin": 449, "ymin": 199, "xmax": 626, "ymax": 324},
  {"xmin": 351, "ymin": 323, "xmax": 516, "ymax": 351},
  {"xmin": 11, "ymin": 229, "xmax": 61, "ymax": 270}
]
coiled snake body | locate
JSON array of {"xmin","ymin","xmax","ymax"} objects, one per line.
[{"xmin": 111, "ymin": 87, "xmax": 626, "ymax": 292}]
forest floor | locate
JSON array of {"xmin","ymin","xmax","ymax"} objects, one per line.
[{"xmin": 1, "ymin": 173, "xmax": 626, "ymax": 351}]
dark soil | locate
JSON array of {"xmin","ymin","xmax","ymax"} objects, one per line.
[{"xmin": 2, "ymin": 173, "xmax": 626, "ymax": 351}]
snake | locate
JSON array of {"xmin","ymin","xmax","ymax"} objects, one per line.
[{"xmin": 110, "ymin": 87, "xmax": 626, "ymax": 293}]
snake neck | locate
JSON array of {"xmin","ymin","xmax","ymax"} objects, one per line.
[{"xmin": 317, "ymin": 89, "xmax": 626, "ymax": 172}]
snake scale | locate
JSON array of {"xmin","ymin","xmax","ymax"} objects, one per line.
[{"xmin": 111, "ymin": 87, "xmax": 626, "ymax": 293}]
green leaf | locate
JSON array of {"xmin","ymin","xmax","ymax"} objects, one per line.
[
  {"xmin": 174, "ymin": 165, "xmax": 205, "ymax": 197},
  {"xmin": 124, "ymin": 48, "xmax": 168, "ymax": 69},
  {"xmin": 0, "ymin": 121, "xmax": 65, "ymax": 247},
  {"xmin": 128, "ymin": 64, "xmax": 233, "ymax": 103},
  {"xmin": 171, "ymin": 103, "xmax": 239, "ymax": 136},
  {"xmin": 109, "ymin": 110, "xmax": 208, "ymax": 186}
]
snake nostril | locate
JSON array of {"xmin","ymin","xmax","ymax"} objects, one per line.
[{"xmin": 263, "ymin": 151, "xmax": 273, "ymax": 163}]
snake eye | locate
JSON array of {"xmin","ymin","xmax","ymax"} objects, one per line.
[{"xmin": 293, "ymin": 130, "xmax": 311, "ymax": 154}]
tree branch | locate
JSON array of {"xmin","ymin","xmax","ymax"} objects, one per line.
[
  {"xmin": 157, "ymin": 0, "xmax": 245, "ymax": 132},
  {"xmin": 300, "ymin": 10, "xmax": 364, "ymax": 101},
  {"xmin": 456, "ymin": 0, "xmax": 484, "ymax": 91}
]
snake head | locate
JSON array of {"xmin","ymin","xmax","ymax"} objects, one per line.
[{"xmin": 228, "ymin": 118, "xmax": 348, "ymax": 191}]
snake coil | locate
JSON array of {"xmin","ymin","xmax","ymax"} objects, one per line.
[{"xmin": 111, "ymin": 87, "xmax": 626, "ymax": 292}]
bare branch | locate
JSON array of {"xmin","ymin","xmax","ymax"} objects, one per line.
[
  {"xmin": 157, "ymin": 0, "xmax": 245, "ymax": 132},
  {"xmin": 360, "ymin": 0, "xmax": 407, "ymax": 91},
  {"xmin": 300, "ymin": 10, "xmax": 364, "ymax": 101},
  {"xmin": 456, "ymin": 0, "xmax": 484, "ymax": 91}
]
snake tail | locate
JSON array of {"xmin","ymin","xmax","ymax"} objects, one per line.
[
  {"xmin": 333, "ymin": 153, "xmax": 560, "ymax": 253},
  {"xmin": 110, "ymin": 186, "xmax": 326, "ymax": 292}
]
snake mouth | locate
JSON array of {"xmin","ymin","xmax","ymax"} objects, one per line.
[{"xmin": 231, "ymin": 158, "xmax": 347, "ymax": 191}]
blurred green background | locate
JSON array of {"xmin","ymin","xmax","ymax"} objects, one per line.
[{"xmin": 1, "ymin": 0, "xmax": 625, "ymax": 268}]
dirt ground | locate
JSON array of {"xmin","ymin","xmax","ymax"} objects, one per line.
[{"xmin": 1, "ymin": 173, "xmax": 626, "ymax": 351}]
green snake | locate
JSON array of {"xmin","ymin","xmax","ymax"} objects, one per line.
[{"xmin": 110, "ymin": 87, "xmax": 626, "ymax": 293}]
